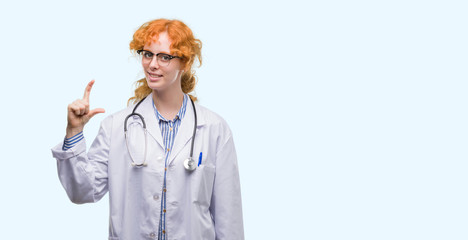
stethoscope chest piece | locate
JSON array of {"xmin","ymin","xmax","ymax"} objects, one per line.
[{"xmin": 184, "ymin": 157, "xmax": 197, "ymax": 171}]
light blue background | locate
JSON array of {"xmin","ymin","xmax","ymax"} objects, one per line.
[{"xmin": 0, "ymin": 0, "xmax": 467, "ymax": 239}]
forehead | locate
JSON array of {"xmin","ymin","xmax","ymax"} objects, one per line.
[{"xmin": 144, "ymin": 31, "xmax": 172, "ymax": 52}]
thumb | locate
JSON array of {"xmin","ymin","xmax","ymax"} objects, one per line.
[{"xmin": 87, "ymin": 108, "xmax": 106, "ymax": 119}]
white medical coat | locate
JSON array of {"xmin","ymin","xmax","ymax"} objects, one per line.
[{"xmin": 51, "ymin": 94, "xmax": 244, "ymax": 240}]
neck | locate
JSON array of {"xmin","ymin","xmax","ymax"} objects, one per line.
[{"xmin": 152, "ymin": 88, "xmax": 185, "ymax": 120}]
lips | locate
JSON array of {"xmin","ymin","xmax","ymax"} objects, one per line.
[
  {"xmin": 148, "ymin": 72, "xmax": 163, "ymax": 78},
  {"xmin": 147, "ymin": 72, "xmax": 163, "ymax": 82}
]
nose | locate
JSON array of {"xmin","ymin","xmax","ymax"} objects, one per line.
[{"xmin": 148, "ymin": 56, "xmax": 159, "ymax": 69}]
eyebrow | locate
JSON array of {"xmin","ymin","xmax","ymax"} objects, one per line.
[{"xmin": 142, "ymin": 49, "xmax": 171, "ymax": 55}]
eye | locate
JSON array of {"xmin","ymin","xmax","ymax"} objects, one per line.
[
  {"xmin": 143, "ymin": 51, "xmax": 153, "ymax": 58},
  {"xmin": 159, "ymin": 54, "xmax": 172, "ymax": 62}
]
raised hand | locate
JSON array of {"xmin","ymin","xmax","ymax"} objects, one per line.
[{"xmin": 66, "ymin": 80, "xmax": 105, "ymax": 138}]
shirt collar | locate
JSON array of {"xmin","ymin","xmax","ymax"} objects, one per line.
[{"xmin": 152, "ymin": 94, "xmax": 188, "ymax": 122}]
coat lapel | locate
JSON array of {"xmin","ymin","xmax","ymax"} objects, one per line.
[
  {"xmin": 168, "ymin": 100, "xmax": 205, "ymax": 165},
  {"xmin": 134, "ymin": 93, "xmax": 165, "ymax": 150}
]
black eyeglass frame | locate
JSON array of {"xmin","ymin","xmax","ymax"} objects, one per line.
[{"xmin": 136, "ymin": 50, "xmax": 183, "ymax": 61}]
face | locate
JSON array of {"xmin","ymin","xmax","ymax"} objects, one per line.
[{"xmin": 142, "ymin": 32, "xmax": 184, "ymax": 92}]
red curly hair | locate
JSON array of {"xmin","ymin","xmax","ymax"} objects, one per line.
[{"xmin": 128, "ymin": 19, "xmax": 202, "ymax": 105}]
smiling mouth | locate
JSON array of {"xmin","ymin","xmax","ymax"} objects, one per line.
[{"xmin": 148, "ymin": 72, "xmax": 163, "ymax": 78}]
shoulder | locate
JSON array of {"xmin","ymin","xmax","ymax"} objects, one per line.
[
  {"xmin": 195, "ymin": 102, "xmax": 233, "ymax": 138},
  {"xmin": 195, "ymin": 103, "xmax": 227, "ymax": 125},
  {"xmin": 111, "ymin": 103, "xmax": 137, "ymax": 119}
]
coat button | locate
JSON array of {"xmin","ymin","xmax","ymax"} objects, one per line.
[
  {"xmin": 149, "ymin": 232, "xmax": 156, "ymax": 238},
  {"xmin": 153, "ymin": 195, "xmax": 159, "ymax": 200}
]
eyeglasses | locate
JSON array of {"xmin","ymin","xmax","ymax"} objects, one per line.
[{"xmin": 136, "ymin": 50, "xmax": 182, "ymax": 67}]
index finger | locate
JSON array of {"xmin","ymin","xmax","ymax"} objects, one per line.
[{"xmin": 83, "ymin": 80, "xmax": 95, "ymax": 102}]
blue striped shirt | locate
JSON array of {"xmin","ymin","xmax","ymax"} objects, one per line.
[
  {"xmin": 62, "ymin": 131, "xmax": 84, "ymax": 150},
  {"xmin": 154, "ymin": 94, "xmax": 188, "ymax": 240}
]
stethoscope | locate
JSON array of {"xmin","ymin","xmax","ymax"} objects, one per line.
[{"xmin": 124, "ymin": 96, "xmax": 198, "ymax": 171}]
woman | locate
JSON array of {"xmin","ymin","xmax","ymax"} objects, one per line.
[{"xmin": 52, "ymin": 19, "xmax": 244, "ymax": 240}]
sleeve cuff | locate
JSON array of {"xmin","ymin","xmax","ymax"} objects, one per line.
[
  {"xmin": 52, "ymin": 138, "xmax": 87, "ymax": 160},
  {"xmin": 62, "ymin": 131, "xmax": 84, "ymax": 150}
]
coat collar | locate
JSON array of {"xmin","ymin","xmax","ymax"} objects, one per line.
[{"xmin": 135, "ymin": 93, "xmax": 206, "ymax": 163}]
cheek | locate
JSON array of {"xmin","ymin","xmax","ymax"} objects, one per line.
[
  {"xmin": 166, "ymin": 70, "xmax": 179, "ymax": 80},
  {"xmin": 142, "ymin": 62, "xmax": 149, "ymax": 71}
]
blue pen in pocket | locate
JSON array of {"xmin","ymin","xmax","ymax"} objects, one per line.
[{"xmin": 198, "ymin": 152, "xmax": 202, "ymax": 166}]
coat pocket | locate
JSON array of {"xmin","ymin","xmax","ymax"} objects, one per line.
[{"xmin": 191, "ymin": 164, "xmax": 216, "ymax": 206}]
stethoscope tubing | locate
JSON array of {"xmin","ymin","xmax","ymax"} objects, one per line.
[
  {"xmin": 124, "ymin": 95, "xmax": 197, "ymax": 170},
  {"xmin": 188, "ymin": 98, "xmax": 197, "ymax": 159}
]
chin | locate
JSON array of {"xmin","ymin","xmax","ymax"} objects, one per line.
[{"xmin": 147, "ymin": 82, "xmax": 163, "ymax": 90}]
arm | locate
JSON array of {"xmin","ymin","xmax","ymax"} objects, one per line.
[
  {"xmin": 51, "ymin": 80, "xmax": 107, "ymax": 204},
  {"xmin": 51, "ymin": 116, "xmax": 112, "ymax": 204},
  {"xmin": 210, "ymin": 135, "xmax": 245, "ymax": 240}
]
